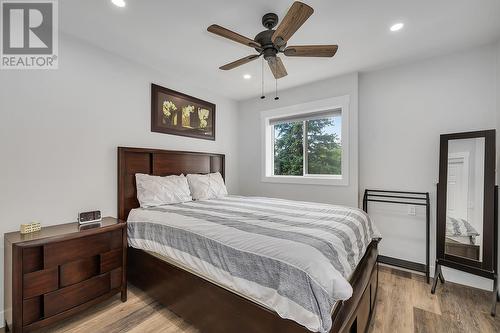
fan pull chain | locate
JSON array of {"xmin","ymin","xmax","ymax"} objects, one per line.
[
  {"xmin": 274, "ymin": 78, "xmax": 279, "ymax": 100},
  {"xmin": 260, "ymin": 57, "xmax": 265, "ymax": 99}
]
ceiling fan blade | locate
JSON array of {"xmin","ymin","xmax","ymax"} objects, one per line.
[
  {"xmin": 267, "ymin": 56, "xmax": 288, "ymax": 79},
  {"xmin": 207, "ymin": 24, "xmax": 261, "ymax": 49},
  {"xmin": 284, "ymin": 45, "xmax": 338, "ymax": 57},
  {"xmin": 272, "ymin": 2, "xmax": 314, "ymax": 45},
  {"xmin": 219, "ymin": 54, "xmax": 260, "ymax": 70}
]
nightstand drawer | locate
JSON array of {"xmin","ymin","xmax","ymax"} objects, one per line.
[
  {"xmin": 110, "ymin": 268, "xmax": 122, "ymax": 289},
  {"xmin": 23, "ymin": 267, "xmax": 58, "ymax": 299},
  {"xmin": 22, "ymin": 247, "xmax": 43, "ymax": 274},
  {"xmin": 23, "ymin": 297, "xmax": 42, "ymax": 326},
  {"xmin": 60, "ymin": 256, "xmax": 100, "ymax": 288},
  {"xmin": 44, "ymin": 230, "xmax": 121, "ymax": 267},
  {"xmin": 44, "ymin": 273, "xmax": 111, "ymax": 317},
  {"xmin": 100, "ymin": 249, "xmax": 122, "ymax": 273}
]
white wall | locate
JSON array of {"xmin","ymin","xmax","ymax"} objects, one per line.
[
  {"xmin": 237, "ymin": 44, "xmax": 499, "ymax": 291},
  {"xmin": 359, "ymin": 44, "xmax": 497, "ymax": 289},
  {"xmin": 497, "ymin": 40, "xmax": 500, "ymax": 169},
  {"xmin": 497, "ymin": 40, "xmax": 500, "ymax": 167},
  {"xmin": 497, "ymin": 40, "xmax": 500, "ymax": 185},
  {"xmin": 0, "ymin": 34, "xmax": 240, "ymax": 323},
  {"xmin": 237, "ymin": 73, "xmax": 359, "ymax": 207},
  {"xmin": 496, "ymin": 40, "xmax": 500, "ymax": 292}
]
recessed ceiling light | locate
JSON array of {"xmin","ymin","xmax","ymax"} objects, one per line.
[
  {"xmin": 243, "ymin": 74, "xmax": 252, "ymax": 80},
  {"xmin": 111, "ymin": 0, "xmax": 126, "ymax": 8},
  {"xmin": 390, "ymin": 23, "xmax": 404, "ymax": 32}
]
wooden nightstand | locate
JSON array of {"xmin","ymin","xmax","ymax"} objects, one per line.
[{"xmin": 4, "ymin": 217, "xmax": 127, "ymax": 333}]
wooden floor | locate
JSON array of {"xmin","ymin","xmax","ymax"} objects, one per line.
[
  {"xmin": 2, "ymin": 266, "xmax": 499, "ymax": 333},
  {"xmin": 368, "ymin": 266, "xmax": 499, "ymax": 333}
]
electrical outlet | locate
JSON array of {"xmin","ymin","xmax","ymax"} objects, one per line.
[{"xmin": 408, "ymin": 205, "xmax": 416, "ymax": 216}]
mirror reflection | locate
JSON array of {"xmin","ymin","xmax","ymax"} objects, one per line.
[{"xmin": 445, "ymin": 138, "xmax": 485, "ymax": 261}]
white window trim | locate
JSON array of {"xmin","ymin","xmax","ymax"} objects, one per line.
[{"xmin": 260, "ymin": 95, "xmax": 350, "ymax": 186}]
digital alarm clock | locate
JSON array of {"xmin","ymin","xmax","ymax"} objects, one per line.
[{"xmin": 78, "ymin": 210, "xmax": 102, "ymax": 224}]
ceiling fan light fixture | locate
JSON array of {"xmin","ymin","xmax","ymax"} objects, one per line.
[
  {"xmin": 390, "ymin": 22, "xmax": 404, "ymax": 32},
  {"xmin": 111, "ymin": 0, "xmax": 126, "ymax": 8}
]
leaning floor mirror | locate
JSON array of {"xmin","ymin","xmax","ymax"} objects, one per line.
[{"xmin": 432, "ymin": 129, "xmax": 498, "ymax": 315}]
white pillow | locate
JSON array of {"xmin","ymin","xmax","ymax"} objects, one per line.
[
  {"xmin": 135, "ymin": 173, "xmax": 192, "ymax": 208},
  {"xmin": 186, "ymin": 172, "xmax": 228, "ymax": 200}
]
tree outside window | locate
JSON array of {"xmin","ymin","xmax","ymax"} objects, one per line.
[{"xmin": 273, "ymin": 115, "xmax": 342, "ymax": 176}]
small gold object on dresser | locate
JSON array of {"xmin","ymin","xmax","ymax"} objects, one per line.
[
  {"xmin": 4, "ymin": 217, "xmax": 127, "ymax": 333},
  {"xmin": 20, "ymin": 222, "xmax": 41, "ymax": 234}
]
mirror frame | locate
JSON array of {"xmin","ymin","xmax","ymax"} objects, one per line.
[{"xmin": 437, "ymin": 129, "xmax": 497, "ymax": 278}]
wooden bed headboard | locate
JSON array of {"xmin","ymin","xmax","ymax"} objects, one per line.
[{"xmin": 117, "ymin": 147, "xmax": 225, "ymax": 221}]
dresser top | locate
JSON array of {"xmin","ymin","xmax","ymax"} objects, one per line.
[{"xmin": 4, "ymin": 217, "xmax": 125, "ymax": 245}]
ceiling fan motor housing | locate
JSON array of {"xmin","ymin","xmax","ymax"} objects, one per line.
[{"xmin": 254, "ymin": 29, "xmax": 282, "ymax": 60}]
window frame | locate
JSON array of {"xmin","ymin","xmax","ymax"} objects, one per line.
[{"xmin": 261, "ymin": 95, "xmax": 350, "ymax": 186}]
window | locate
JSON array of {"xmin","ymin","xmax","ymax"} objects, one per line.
[{"xmin": 261, "ymin": 96, "xmax": 349, "ymax": 186}]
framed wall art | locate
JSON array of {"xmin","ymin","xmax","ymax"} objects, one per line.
[{"xmin": 151, "ymin": 83, "xmax": 215, "ymax": 140}]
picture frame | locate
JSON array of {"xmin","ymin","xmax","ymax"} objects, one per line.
[{"xmin": 151, "ymin": 83, "xmax": 216, "ymax": 140}]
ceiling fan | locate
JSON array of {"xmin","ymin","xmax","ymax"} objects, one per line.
[{"xmin": 207, "ymin": 1, "xmax": 338, "ymax": 80}]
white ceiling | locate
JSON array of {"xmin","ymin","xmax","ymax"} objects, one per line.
[{"xmin": 60, "ymin": 0, "xmax": 500, "ymax": 101}]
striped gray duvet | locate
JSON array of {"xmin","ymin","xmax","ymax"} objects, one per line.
[{"xmin": 127, "ymin": 196, "xmax": 380, "ymax": 333}]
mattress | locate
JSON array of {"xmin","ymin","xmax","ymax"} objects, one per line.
[
  {"xmin": 127, "ymin": 196, "xmax": 380, "ymax": 333},
  {"xmin": 447, "ymin": 235, "xmax": 474, "ymax": 245}
]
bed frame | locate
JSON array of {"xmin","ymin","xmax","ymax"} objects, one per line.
[{"xmin": 118, "ymin": 147, "xmax": 379, "ymax": 333}]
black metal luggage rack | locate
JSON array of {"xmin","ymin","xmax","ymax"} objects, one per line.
[{"xmin": 363, "ymin": 189, "xmax": 430, "ymax": 283}]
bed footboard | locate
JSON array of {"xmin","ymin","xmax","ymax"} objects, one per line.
[{"xmin": 127, "ymin": 240, "xmax": 379, "ymax": 333}]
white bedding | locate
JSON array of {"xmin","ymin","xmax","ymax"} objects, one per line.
[{"xmin": 127, "ymin": 196, "xmax": 380, "ymax": 332}]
